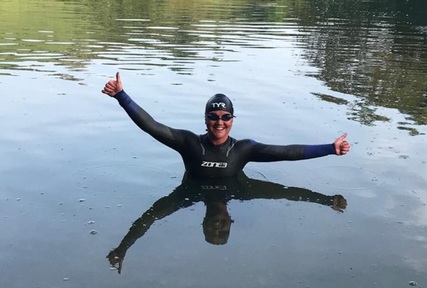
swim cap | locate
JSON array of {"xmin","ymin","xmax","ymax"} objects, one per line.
[{"xmin": 205, "ymin": 93, "xmax": 234, "ymax": 115}]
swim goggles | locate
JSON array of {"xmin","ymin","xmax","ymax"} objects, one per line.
[{"xmin": 206, "ymin": 113, "xmax": 235, "ymax": 121}]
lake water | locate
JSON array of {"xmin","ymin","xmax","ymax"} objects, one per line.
[{"xmin": 1, "ymin": 0, "xmax": 426, "ymax": 287}]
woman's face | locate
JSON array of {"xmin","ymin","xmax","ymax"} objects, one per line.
[{"xmin": 205, "ymin": 110, "xmax": 234, "ymax": 145}]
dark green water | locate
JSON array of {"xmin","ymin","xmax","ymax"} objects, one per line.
[{"xmin": 1, "ymin": 0, "xmax": 426, "ymax": 287}]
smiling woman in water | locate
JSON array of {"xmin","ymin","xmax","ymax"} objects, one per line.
[{"xmin": 102, "ymin": 72, "xmax": 350, "ymax": 178}]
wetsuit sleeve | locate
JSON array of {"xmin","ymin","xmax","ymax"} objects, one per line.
[
  {"xmin": 249, "ymin": 140, "xmax": 336, "ymax": 162},
  {"xmin": 303, "ymin": 144, "xmax": 336, "ymax": 158},
  {"xmin": 113, "ymin": 90, "xmax": 193, "ymax": 150}
]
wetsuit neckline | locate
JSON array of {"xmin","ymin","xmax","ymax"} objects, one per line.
[{"xmin": 202, "ymin": 134, "xmax": 232, "ymax": 149}]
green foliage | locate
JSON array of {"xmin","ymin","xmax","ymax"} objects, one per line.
[{"xmin": 0, "ymin": 0, "xmax": 426, "ymax": 128}]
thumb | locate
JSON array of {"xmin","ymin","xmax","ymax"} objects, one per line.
[
  {"xmin": 116, "ymin": 72, "xmax": 121, "ymax": 84},
  {"xmin": 337, "ymin": 133, "xmax": 348, "ymax": 141}
]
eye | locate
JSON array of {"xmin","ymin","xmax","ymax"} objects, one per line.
[
  {"xmin": 221, "ymin": 114, "xmax": 233, "ymax": 121},
  {"xmin": 207, "ymin": 113, "xmax": 220, "ymax": 121}
]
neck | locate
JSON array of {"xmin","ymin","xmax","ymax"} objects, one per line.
[{"xmin": 207, "ymin": 134, "xmax": 229, "ymax": 146}]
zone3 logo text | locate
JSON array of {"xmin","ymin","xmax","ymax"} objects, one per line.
[{"xmin": 201, "ymin": 161, "xmax": 228, "ymax": 168}]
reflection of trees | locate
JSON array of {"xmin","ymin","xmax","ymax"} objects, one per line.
[
  {"xmin": 292, "ymin": 0, "xmax": 427, "ymax": 130},
  {"xmin": 1, "ymin": 0, "xmax": 292, "ymax": 74},
  {"xmin": 2, "ymin": 0, "xmax": 426, "ymax": 130},
  {"xmin": 84, "ymin": 0, "xmax": 294, "ymax": 73},
  {"xmin": 0, "ymin": 0, "xmax": 100, "ymax": 74}
]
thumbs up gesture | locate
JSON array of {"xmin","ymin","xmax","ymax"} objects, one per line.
[
  {"xmin": 102, "ymin": 72, "xmax": 123, "ymax": 97},
  {"xmin": 334, "ymin": 133, "xmax": 350, "ymax": 155}
]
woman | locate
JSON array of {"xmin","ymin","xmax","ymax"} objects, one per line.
[{"xmin": 102, "ymin": 72, "xmax": 350, "ymax": 178}]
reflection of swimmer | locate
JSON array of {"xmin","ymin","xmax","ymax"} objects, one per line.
[
  {"xmin": 106, "ymin": 173, "xmax": 347, "ymax": 274},
  {"xmin": 102, "ymin": 73, "xmax": 350, "ymax": 179}
]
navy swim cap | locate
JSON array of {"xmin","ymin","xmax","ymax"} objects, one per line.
[{"xmin": 205, "ymin": 93, "xmax": 234, "ymax": 115}]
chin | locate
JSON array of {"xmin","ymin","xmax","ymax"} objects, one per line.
[{"xmin": 214, "ymin": 131, "xmax": 228, "ymax": 139}]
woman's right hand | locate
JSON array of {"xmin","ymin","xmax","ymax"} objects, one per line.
[{"xmin": 102, "ymin": 72, "xmax": 123, "ymax": 97}]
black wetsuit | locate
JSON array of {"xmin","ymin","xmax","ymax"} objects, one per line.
[{"xmin": 114, "ymin": 90, "xmax": 337, "ymax": 178}]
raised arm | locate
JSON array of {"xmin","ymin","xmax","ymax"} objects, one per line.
[
  {"xmin": 101, "ymin": 73, "xmax": 194, "ymax": 150},
  {"xmin": 248, "ymin": 133, "xmax": 350, "ymax": 162},
  {"xmin": 102, "ymin": 72, "xmax": 174, "ymax": 140}
]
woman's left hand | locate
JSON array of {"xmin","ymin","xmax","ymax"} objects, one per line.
[{"xmin": 334, "ymin": 133, "xmax": 350, "ymax": 155}]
